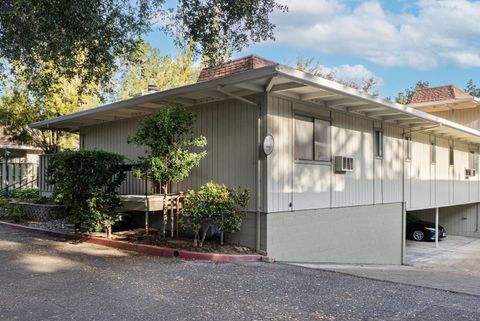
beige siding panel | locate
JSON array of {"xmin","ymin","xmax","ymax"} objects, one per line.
[
  {"xmin": 432, "ymin": 138, "xmax": 449, "ymax": 208},
  {"xmin": 453, "ymin": 142, "xmax": 470, "ymax": 204},
  {"xmin": 332, "ymin": 112, "xmax": 374, "ymax": 207},
  {"xmin": 383, "ymin": 125, "xmax": 403, "ymax": 203},
  {"xmin": 432, "ymin": 108, "xmax": 480, "ymax": 131},
  {"xmin": 266, "ymin": 96, "xmax": 293, "ymax": 213},
  {"xmin": 177, "ymin": 99, "xmax": 258, "ymax": 211},
  {"xmin": 82, "ymin": 100, "xmax": 258, "ymax": 210},
  {"xmin": 81, "ymin": 116, "xmax": 148, "ymax": 161},
  {"xmin": 410, "ymin": 133, "xmax": 432, "ymax": 209},
  {"xmin": 293, "ymin": 163, "xmax": 331, "ymax": 210}
]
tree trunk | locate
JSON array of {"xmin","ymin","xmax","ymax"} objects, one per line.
[
  {"xmin": 105, "ymin": 226, "xmax": 112, "ymax": 238},
  {"xmin": 161, "ymin": 182, "xmax": 168, "ymax": 238},
  {"xmin": 199, "ymin": 224, "xmax": 210, "ymax": 248},
  {"xmin": 220, "ymin": 231, "xmax": 224, "ymax": 246}
]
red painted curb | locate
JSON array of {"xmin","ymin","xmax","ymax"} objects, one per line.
[{"xmin": 0, "ymin": 221, "xmax": 264, "ymax": 262}]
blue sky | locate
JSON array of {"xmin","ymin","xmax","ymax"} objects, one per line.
[{"xmin": 145, "ymin": 0, "xmax": 480, "ymax": 98}]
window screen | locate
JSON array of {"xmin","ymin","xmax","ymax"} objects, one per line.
[
  {"xmin": 449, "ymin": 145, "xmax": 454, "ymax": 166},
  {"xmin": 430, "ymin": 138, "xmax": 436, "ymax": 164},
  {"xmin": 295, "ymin": 116, "xmax": 314, "ymax": 160},
  {"xmin": 405, "ymin": 136, "xmax": 412, "ymax": 161},
  {"xmin": 314, "ymin": 119, "xmax": 331, "ymax": 161},
  {"xmin": 374, "ymin": 129, "xmax": 383, "ymax": 158},
  {"xmin": 295, "ymin": 115, "xmax": 331, "ymax": 162}
]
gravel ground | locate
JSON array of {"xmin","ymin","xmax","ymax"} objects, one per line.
[{"xmin": 0, "ymin": 225, "xmax": 479, "ymax": 321}]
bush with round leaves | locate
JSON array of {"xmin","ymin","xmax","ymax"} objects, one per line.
[
  {"xmin": 48, "ymin": 149, "xmax": 126, "ymax": 237},
  {"xmin": 183, "ymin": 182, "xmax": 250, "ymax": 247}
]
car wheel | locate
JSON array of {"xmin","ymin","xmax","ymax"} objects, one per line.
[{"xmin": 412, "ymin": 230, "xmax": 425, "ymax": 241}]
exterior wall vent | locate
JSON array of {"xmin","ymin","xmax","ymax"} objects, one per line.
[
  {"xmin": 465, "ymin": 168, "xmax": 476, "ymax": 178},
  {"xmin": 335, "ymin": 156, "xmax": 354, "ymax": 173}
]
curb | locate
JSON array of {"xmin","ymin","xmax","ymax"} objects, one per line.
[{"xmin": 0, "ymin": 221, "xmax": 264, "ymax": 263}]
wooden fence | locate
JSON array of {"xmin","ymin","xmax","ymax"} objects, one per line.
[
  {"xmin": 38, "ymin": 156, "xmax": 153, "ymax": 196},
  {"xmin": 39, "ymin": 154, "xmax": 54, "ymax": 196},
  {"xmin": 0, "ymin": 161, "xmax": 38, "ymax": 192}
]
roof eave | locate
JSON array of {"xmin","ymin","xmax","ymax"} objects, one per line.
[{"xmin": 29, "ymin": 65, "xmax": 279, "ymax": 130}]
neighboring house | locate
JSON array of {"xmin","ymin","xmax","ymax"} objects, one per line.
[
  {"xmin": 0, "ymin": 127, "xmax": 42, "ymax": 163},
  {"xmin": 30, "ymin": 55, "xmax": 480, "ymax": 264},
  {"xmin": 0, "ymin": 128, "xmax": 42, "ymax": 191},
  {"xmin": 407, "ymin": 86, "xmax": 480, "ymax": 239}
]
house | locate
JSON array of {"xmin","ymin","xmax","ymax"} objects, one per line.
[
  {"xmin": 30, "ymin": 55, "xmax": 480, "ymax": 264},
  {"xmin": 407, "ymin": 86, "xmax": 480, "ymax": 239},
  {"xmin": 0, "ymin": 127, "xmax": 41, "ymax": 192}
]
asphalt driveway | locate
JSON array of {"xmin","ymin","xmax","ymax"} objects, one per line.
[{"xmin": 1, "ymin": 226, "xmax": 479, "ymax": 321}]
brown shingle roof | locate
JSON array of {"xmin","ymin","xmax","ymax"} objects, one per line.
[
  {"xmin": 411, "ymin": 85, "xmax": 472, "ymax": 104},
  {"xmin": 197, "ymin": 55, "xmax": 277, "ymax": 82}
]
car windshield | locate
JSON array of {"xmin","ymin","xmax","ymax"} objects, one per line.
[{"xmin": 406, "ymin": 215, "xmax": 419, "ymax": 223}]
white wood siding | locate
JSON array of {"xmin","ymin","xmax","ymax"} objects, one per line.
[
  {"xmin": 81, "ymin": 99, "xmax": 258, "ymax": 211},
  {"xmin": 267, "ymin": 94, "xmax": 480, "ymax": 213}
]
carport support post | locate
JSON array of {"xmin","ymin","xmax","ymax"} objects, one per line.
[{"xmin": 435, "ymin": 207, "xmax": 439, "ymax": 248}]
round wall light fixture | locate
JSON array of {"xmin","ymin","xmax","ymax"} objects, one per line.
[{"xmin": 263, "ymin": 134, "xmax": 274, "ymax": 156}]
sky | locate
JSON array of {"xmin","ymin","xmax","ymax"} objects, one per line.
[{"xmin": 145, "ymin": 0, "xmax": 480, "ymax": 98}]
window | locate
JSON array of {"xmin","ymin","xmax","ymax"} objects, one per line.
[
  {"xmin": 430, "ymin": 137, "xmax": 436, "ymax": 164},
  {"xmin": 449, "ymin": 144, "xmax": 454, "ymax": 166},
  {"xmin": 294, "ymin": 115, "xmax": 331, "ymax": 162},
  {"xmin": 405, "ymin": 136, "xmax": 412, "ymax": 161},
  {"xmin": 374, "ymin": 129, "xmax": 383, "ymax": 158},
  {"xmin": 469, "ymin": 151, "xmax": 478, "ymax": 171}
]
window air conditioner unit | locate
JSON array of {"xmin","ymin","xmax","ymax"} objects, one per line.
[
  {"xmin": 335, "ymin": 156, "xmax": 354, "ymax": 173},
  {"xmin": 465, "ymin": 168, "xmax": 476, "ymax": 178}
]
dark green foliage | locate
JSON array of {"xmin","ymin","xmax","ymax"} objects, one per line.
[
  {"xmin": 183, "ymin": 182, "xmax": 250, "ymax": 246},
  {"xmin": 128, "ymin": 105, "xmax": 207, "ymax": 188},
  {"xmin": 9, "ymin": 188, "xmax": 47, "ymax": 204},
  {"xmin": 0, "ymin": 0, "xmax": 286, "ymax": 92},
  {"xmin": 395, "ymin": 80, "xmax": 430, "ymax": 105},
  {"xmin": 167, "ymin": 0, "xmax": 287, "ymax": 66},
  {"xmin": 48, "ymin": 150, "xmax": 126, "ymax": 236},
  {"xmin": 465, "ymin": 80, "xmax": 480, "ymax": 98},
  {"xmin": 0, "ymin": 0, "xmax": 163, "ymax": 95},
  {"xmin": 0, "ymin": 198, "xmax": 25, "ymax": 223}
]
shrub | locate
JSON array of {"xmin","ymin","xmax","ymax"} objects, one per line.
[
  {"xmin": 183, "ymin": 182, "xmax": 250, "ymax": 247},
  {"xmin": 48, "ymin": 149, "xmax": 126, "ymax": 237},
  {"xmin": 10, "ymin": 188, "xmax": 47, "ymax": 204},
  {"xmin": 0, "ymin": 198, "xmax": 25, "ymax": 223}
]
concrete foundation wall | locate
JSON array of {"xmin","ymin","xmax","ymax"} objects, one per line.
[
  {"xmin": 410, "ymin": 203, "xmax": 480, "ymax": 238},
  {"xmin": 265, "ymin": 203, "xmax": 404, "ymax": 264}
]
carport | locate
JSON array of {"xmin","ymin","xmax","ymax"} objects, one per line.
[{"xmin": 406, "ymin": 203, "xmax": 480, "ymax": 265}]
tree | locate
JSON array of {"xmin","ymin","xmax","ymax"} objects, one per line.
[
  {"xmin": 129, "ymin": 105, "xmax": 207, "ymax": 237},
  {"xmin": 465, "ymin": 80, "xmax": 480, "ymax": 98},
  {"xmin": 49, "ymin": 150, "xmax": 126, "ymax": 238},
  {"xmin": 0, "ymin": 0, "xmax": 161, "ymax": 95},
  {"xmin": 0, "ymin": 0, "xmax": 286, "ymax": 92},
  {"xmin": 294, "ymin": 56, "xmax": 379, "ymax": 95},
  {"xmin": 172, "ymin": 0, "xmax": 287, "ymax": 66},
  {"xmin": 0, "ymin": 65, "xmax": 102, "ymax": 153},
  {"xmin": 115, "ymin": 43, "xmax": 200, "ymax": 101},
  {"xmin": 395, "ymin": 81, "xmax": 430, "ymax": 105}
]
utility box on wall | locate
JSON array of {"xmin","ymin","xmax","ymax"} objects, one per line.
[{"xmin": 335, "ymin": 156, "xmax": 354, "ymax": 173}]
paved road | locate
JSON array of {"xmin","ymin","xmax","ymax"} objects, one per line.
[
  {"xmin": 297, "ymin": 237, "xmax": 480, "ymax": 297},
  {"xmin": 1, "ymin": 226, "xmax": 479, "ymax": 321}
]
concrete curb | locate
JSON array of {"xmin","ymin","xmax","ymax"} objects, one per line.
[{"xmin": 0, "ymin": 221, "xmax": 264, "ymax": 262}]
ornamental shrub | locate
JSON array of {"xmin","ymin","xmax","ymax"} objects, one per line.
[
  {"xmin": 48, "ymin": 149, "xmax": 126, "ymax": 237},
  {"xmin": 183, "ymin": 182, "xmax": 250, "ymax": 247},
  {"xmin": 128, "ymin": 104, "xmax": 207, "ymax": 192}
]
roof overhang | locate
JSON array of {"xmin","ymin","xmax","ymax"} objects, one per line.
[
  {"xmin": 409, "ymin": 97, "xmax": 479, "ymax": 112},
  {"xmin": 30, "ymin": 64, "xmax": 480, "ymax": 145}
]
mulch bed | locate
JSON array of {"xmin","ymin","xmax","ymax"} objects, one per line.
[{"xmin": 5, "ymin": 217, "xmax": 255, "ymax": 255}]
